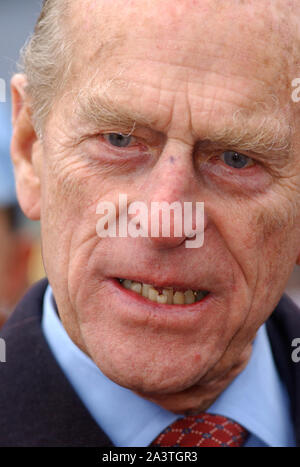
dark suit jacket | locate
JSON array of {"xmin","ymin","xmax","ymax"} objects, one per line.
[{"xmin": 0, "ymin": 278, "xmax": 300, "ymax": 447}]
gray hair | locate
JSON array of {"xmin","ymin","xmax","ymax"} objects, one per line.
[{"xmin": 20, "ymin": 0, "xmax": 71, "ymax": 137}]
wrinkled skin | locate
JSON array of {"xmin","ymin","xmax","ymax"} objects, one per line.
[{"xmin": 11, "ymin": 0, "xmax": 300, "ymax": 413}]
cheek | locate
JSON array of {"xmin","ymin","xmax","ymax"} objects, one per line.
[
  {"xmin": 233, "ymin": 194, "xmax": 300, "ymax": 315},
  {"xmin": 256, "ymin": 208, "xmax": 299, "ymax": 287},
  {"xmin": 206, "ymin": 202, "xmax": 261, "ymax": 291},
  {"xmin": 206, "ymin": 189, "xmax": 298, "ymax": 298},
  {"xmin": 40, "ymin": 156, "xmax": 104, "ymax": 254}
]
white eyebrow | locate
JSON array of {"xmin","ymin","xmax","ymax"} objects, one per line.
[{"xmin": 74, "ymin": 84, "xmax": 292, "ymax": 162}]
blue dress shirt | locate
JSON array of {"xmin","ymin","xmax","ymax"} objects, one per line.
[{"xmin": 42, "ymin": 285, "xmax": 296, "ymax": 447}]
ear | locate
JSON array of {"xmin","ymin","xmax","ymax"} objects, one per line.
[{"xmin": 10, "ymin": 74, "xmax": 41, "ymax": 221}]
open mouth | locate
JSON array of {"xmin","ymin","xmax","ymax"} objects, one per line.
[{"xmin": 117, "ymin": 278, "xmax": 209, "ymax": 305}]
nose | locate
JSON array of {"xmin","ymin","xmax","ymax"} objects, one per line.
[{"xmin": 139, "ymin": 140, "xmax": 208, "ymax": 249}]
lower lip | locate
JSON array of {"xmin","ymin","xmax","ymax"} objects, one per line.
[{"xmin": 107, "ymin": 278, "xmax": 212, "ymax": 315}]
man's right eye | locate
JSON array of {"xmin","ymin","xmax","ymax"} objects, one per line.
[{"xmin": 104, "ymin": 133, "xmax": 134, "ymax": 148}]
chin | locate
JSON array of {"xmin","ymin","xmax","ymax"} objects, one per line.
[
  {"xmin": 83, "ymin": 331, "xmax": 226, "ymax": 398},
  {"xmin": 66, "ymin": 267, "xmax": 252, "ymax": 404}
]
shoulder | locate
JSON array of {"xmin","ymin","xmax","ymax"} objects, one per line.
[
  {"xmin": 0, "ymin": 278, "xmax": 48, "ymax": 342},
  {"xmin": 0, "ymin": 279, "xmax": 112, "ymax": 447},
  {"xmin": 266, "ymin": 294, "xmax": 300, "ymax": 370},
  {"xmin": 266, "ymin": 294, "xmax": 300, "ymax": 446}
]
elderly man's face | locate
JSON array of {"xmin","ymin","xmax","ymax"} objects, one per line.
[{"xmin": 12, "ymin": 0, "xmax": 300, "ymax": 412}]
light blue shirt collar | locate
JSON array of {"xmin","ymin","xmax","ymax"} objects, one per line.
[{"xmin": 42, "ymin": 285, "xmax": 295, "ymax": 447}]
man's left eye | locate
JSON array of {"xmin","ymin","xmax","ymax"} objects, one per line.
[
  {"xmin": 104, "ymin": 133, "xmax": 134, "ymax": 148},
  {"xmin": 221, "ymin": 151, "xmax": 254, "ymax": 169}
]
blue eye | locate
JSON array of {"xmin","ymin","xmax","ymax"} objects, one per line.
[
  {"xmin": 221, "ymin": 151, "xmax": 253, "ymax": 169},
  {"xmin": 105, "ymin": 133, "xmax": 133, "ymax": 148}
]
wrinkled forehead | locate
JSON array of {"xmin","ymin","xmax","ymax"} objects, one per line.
[
  {"xmin": 61, "ymin": 3, "xmax": 298, "ymax": 135},
  {"xmin": 68, "ymin": 0, "xmax": 299, "ymax": 70},
  {"xmin": 62, "ymin": 0, "xmax": 300, "ymax": 125}
]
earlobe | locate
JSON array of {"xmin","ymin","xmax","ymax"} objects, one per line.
[{"xmin": 10, "ymin": 74, "xmax": 41, "ymax": 221}]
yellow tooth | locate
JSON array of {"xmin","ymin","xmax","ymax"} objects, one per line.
[
  {"xmin": 148, "ymin": 288, "xmax": 159, "ymax": 302},
  {"xmin": 123, "ymin": 279, "xmax": 132, "ymax": 290},
  {"xmin": 122, "ymin": 279, "xmax": 202, "ymax": 305},
  {"xmin": 173, "ymin": 291, "xmax": 185, "ymax": 305},
  {"xmin": 142, "ymin": 283, "xmax": 151, "ymax": 298},
  {"xmin": 162, "ymin": 288, "xmax": 173, "ymax": 304},
  {"xmin": 184, "ymin": 290, "xmax": 195, "ymax": 304},
  {"xmin": 157, "ymin": 294, "xmax": 168, "ymax": 304},
  {"xmin": 131, "ymin": 282, "xmax": 142, "ymax": 294}
]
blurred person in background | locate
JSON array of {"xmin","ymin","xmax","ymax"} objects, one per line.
[{"xmin": 0, "ymin": 105, "xmax": 32, "ymax": 328}]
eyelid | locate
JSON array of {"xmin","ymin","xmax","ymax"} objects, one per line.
[
  {"xmin": 103, "ymin": 128, "xmax": 165, "ymax": 146},
  {"xmin": 103, "ymin": 132, "xmax": 135, "ymax": 140}
]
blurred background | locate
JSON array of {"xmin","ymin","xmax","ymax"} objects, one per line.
[
  {"xmin": 0, "ymin": 0, "xmax": 299, "ymax": 327},
  {"xmin": 0, "ymin": 0, "xmax": 44, "ymax": 327}
]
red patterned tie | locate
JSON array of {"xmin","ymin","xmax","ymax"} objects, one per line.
[{"xmin": 151, "ymin": 413, "xmax": 248, "ymax": 447}]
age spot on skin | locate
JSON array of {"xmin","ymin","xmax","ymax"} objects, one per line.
[{"xmin": 169, "ymin": 156, "xmax": 176, "ymax": 164}]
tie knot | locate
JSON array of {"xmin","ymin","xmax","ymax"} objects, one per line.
[{"xmin": 151, "ymin": 413, "xmax": 248, "ymax": 447}]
